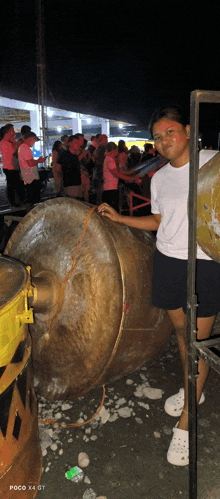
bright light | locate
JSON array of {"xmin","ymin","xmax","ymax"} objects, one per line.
[
  {"xmin": 119, "ymin": 123, "xmax": 123, "ymax": 129},
  {"xmin": 47, "ymin": 109, "xmax": 53, "ymax": 117},
  {"xmin": 87, "ymin": 118, "xmax": 91, "ymax": 124},
  {"xmin": 57, "ymin": 126, "xmax": 62, "ymax": 133}
]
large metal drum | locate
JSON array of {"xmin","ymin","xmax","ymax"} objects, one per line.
[
  {"xmin": 0, "ymin": 256, "xmax": 42, "ymax": 498},
  {"xmin": 197, "ymin": 151, "xmax": 220, "ymax": 261},
  {"xmin": 5, "ymin": 198, "xmax": 171, "ymax": 401}
]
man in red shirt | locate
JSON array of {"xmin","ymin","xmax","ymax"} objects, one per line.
[{"xmin": 0, "ymin": 123, "xmax": 26, "ymax": 207}]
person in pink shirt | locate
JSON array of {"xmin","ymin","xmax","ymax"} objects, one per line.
[
  {"xmin": 102, "ymin": 142, "xmax": 119, "ymax": 211},
  {"xmin": 18, "ymin": 131, "xmax": 46, "ymax": 212},
  {"xmin": 0, "ymin": 123, "xmax": 26, "ymax": 207}
]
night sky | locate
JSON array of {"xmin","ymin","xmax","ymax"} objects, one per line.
[{"xmin": 1, "ymin": 0, "xmax": 220, "ymax": 130}]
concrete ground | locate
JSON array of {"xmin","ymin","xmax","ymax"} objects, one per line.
[
  {"xmin": 33, "ymin": 321, "xmax": 220, "ymax": 499},
  {"xmin": 1, "ymin": 179, "xmax": 220, "ymax": 499}
]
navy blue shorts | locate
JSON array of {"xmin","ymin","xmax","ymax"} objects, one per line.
[{"xmin": 152, "ymin": 250, "xmax": 220, "ymax": 317}]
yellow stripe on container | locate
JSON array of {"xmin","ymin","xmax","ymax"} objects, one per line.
[{"xmin": 0, "ymin": 266, "xmax": 34, "ymax": 368}]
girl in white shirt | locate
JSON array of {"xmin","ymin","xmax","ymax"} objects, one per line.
[{"xmin": 98, "ymin": 105, "xmax": 220, "ymax": 466}]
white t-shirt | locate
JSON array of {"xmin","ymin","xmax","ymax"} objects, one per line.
[
  {"xmin": 151, "ymin": 149, "xmax": 218, "ymax": 260},
  {"xmin": 18, "ymin": 143, "xmax": 39, "ymax": 184}
]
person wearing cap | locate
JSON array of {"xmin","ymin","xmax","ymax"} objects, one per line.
[
  {"xmin": 18, "ymin": 131, "xmax": 46, "ymax": 212},
  {"xmin": 12, "ymin": 125, "xmax": 32, "ymax": 172}
]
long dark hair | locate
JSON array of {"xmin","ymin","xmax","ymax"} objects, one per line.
[
  {"xmin": 149, "ymin": 105, "xmax": 189, "ymax": 138},
  {"xmin": 52, "ymin": 140, "xmax": 62, "ymax": 152}
]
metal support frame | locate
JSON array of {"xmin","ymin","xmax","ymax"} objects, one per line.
[
  {"xmin": 188, "ymin": 90, "xmax": 220, "ymax": 499},
  {"xmin": 36, "ymin": 0, "xmax": 49, "ymax": 162},
  {"xmin": 118, "ymin": 184, "xmax": 151, "ymax": 216}
]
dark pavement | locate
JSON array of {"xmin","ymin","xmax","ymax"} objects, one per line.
[{"xmin": 34, "ymin": 324, "xmax": 220, "ymax": 499}]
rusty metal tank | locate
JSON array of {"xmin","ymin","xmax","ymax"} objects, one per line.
[
  {"xmin": 4, "ymin": 198, "xmax": 171, "ymax": 401},
  {"xmin": 197, "ymin": 151, "xmax": 220, "ymax": 262},
  {"xmin": 0, "ymin": 256, "xmax": 42, "ymax": 498}
]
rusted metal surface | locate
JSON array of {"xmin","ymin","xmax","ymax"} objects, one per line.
[
  {"xmin": 197, "ymin": 151, "xmax": 220, "ymax": 262},
  {"xmin": 5, "ymin": 198, "xmax": 171, "ymax": 401},
  {"xmin": 196, "ymin": 338, "xmax": 220, "ymax": 374},
  {"xmin": 0, "ymin": 362, "xmax": 42, "ymax": 499},
  {"xmin": 0, "ymin": 257, "xmax": 42, "ymax": 498}
]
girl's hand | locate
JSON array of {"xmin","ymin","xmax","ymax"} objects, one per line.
[{"xmin": 98, "ymin": 203, "xmax": 122, "ymax": 222}]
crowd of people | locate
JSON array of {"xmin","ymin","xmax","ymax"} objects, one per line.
[
  {"xmin": 0, "ymin": 118, "xmax": 159, "ymax": 214},
  {"xmin": 0, "ymin": 124, "xmax": 156, "ymax": 213},
  {"xmin": 51, "ymin": 133, "xmax": 157, "ymax": 211}
]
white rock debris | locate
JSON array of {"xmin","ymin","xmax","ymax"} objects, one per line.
[
  {"xmin": 108, "ymin": 413, "xmax": 119, "ymax": 423},
  {"xmin": 37, "ymin": 368, "xmax": 166, "ymax": 484},
  {"xmin": 134, "ymin": 383, "xmax": 163, "ymax": 400},
  {"xmin": 77, "ymin": 417, "xmax": 84, "ymax": 424},
  {"xmin": 54, "ymin": 412, "xmax": 62, "ymax": 419},
  {"xmin": 78, "ymin": 452, "xmax": 90, "ymax": 467},
  {"xmin": 105, "ymin": 399, "xmax": 114, "ymax": 406},
  {"xmin": 83, "ymin": 489, "xmax": 97, "ymax": 499},
  {"xmin": 39, "ymin": 428, "xmax": 52, "ymax": 451},
  {"xmin": 118, "ymin": 407, "xmax": 132, "ymax": 418},
  {"xmin": 128, "ymin": 400, "xmax": 135, "ymax": 407},
  {"xmin": 84, "ymin": 475, "xmax": 91, "ymax": 484},
  {"xmin": 135, "ymin": 417, "xmax": 143, "ymax": 424},
  {"xmin": 115, "ymin": 397, "xmax": 126, "ymax": 407},
  {"xmin": 95, "ymin": 406, "xmax": 110, "ymax": 424},
  {"xmin": 137, "ymin": 401, "xmax": 150, "ymax": 410},
  {"xmin": 90, "ymin": 420, "xmax": 99, "ymax": 429},
  {"xmin": 50, "ymin": 443, "xmax": 58, "ymax": 451},
  {"xmin": 61, "ymin": 403, "xmax": 72, "ymax": 411},
  {"xmin": 154, "ymin": 431, "xmax": 161, "ymax": 438},
  {"xmin": 126, "ymin": 379, "xmax": 134, "ymax": 385}
]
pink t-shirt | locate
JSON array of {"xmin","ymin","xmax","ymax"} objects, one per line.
[
  {"xmin": 0, "ymin": 139, "xmax": 16, "ymax": 170},
  {"xmin": 18, "ymin": 143, "xmax": 39, "ymax": 184},
  {"xmin": 103, "ymin": 156, "xmax": 118, "ymax": 191}
]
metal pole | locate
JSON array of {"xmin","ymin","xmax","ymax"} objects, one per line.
[
  {"xmin": 187, "ymin": 90, "xmax": 200, "ymax": 499},
  {"xmin": 36, "ymin": 0, "xmax": 48, "ymax": 162}
]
